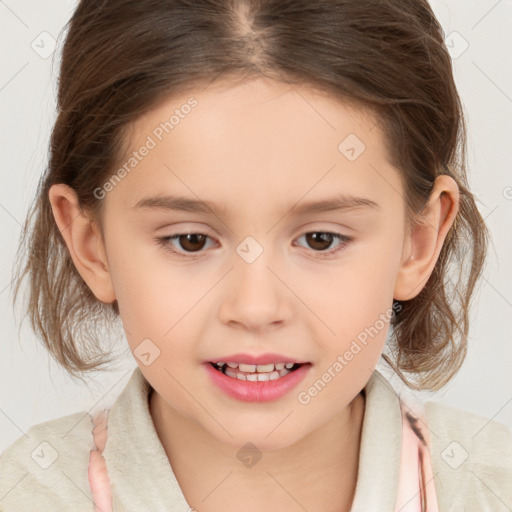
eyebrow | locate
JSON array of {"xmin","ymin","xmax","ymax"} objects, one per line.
[{"xmin": 133, "ymin": 193, "xmax": 381, "ymax": 217}]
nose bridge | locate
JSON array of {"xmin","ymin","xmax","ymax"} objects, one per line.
[
  {"xmin": 219, "ymin": 232, "xmax": 292, "ymax": 329},
  {"xmin": 235, "ymin": 232, "xmax": 280, "ymax": 300}
]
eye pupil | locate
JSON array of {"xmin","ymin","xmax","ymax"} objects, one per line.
[
  {"xmin": 306, "ymin": 232, "xmax": 334, "ymax": 251},
  {"xmin": 179, "ymin": 233, "xmax": 207, "ymax": 252}
]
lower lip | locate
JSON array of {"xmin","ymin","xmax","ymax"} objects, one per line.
[{"xmin": 203, "ymin": 363, "xmax": 311, "ymax": 403}]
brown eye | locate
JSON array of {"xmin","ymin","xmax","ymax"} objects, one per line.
[
  {"xmin": 294, "ymin": 231, "xmax": 353, "ymax": 258},
  {"xmin": 175, "ymin": 233, "xmax": 208, "ymax": 252},
  {"xmin": 304, "ymin": 232, "xmax": 336, "ymax": 251},
  {"xmin": 157, "ymin": 233, "xmax": 214, "ymax": 257}
]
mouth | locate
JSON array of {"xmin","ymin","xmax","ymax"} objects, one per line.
[
  {"xmin": 204, "ymin": 358, "xmax": 312, "ymax": 402},
  {"xmin": 209, "ymin": 361, "xmax": 304, "ymax": 382}
]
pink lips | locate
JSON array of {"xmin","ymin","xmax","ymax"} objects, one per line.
[{"xmin": 203, "ymin": 360, "xmax": 311, "ymax": 403}]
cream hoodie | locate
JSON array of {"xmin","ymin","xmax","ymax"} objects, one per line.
[{"xmin": 1, "ymin": 367, "xmax": 511, "ymax": 511}]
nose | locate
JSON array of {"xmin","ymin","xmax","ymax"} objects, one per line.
[{"xmin": 218, "ymin": 244, "xmax": 293, "ymax": 332}]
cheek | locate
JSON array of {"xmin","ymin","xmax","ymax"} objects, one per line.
[
  {"xmin": 303, "ymin": 239, "xmax": 399, "ymax": 333},
  {"xmin": 105, "ymin": 236, "xmax": 194, "ymax": 347}
]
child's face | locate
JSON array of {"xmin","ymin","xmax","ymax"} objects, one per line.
[{"xmin": 99, "ymin": 77, "xmax": 409, "ymax": 449}]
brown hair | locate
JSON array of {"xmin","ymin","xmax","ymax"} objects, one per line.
[{"xmin": 11, "ymin": 0, "xmax": 489, "ymax": 389}]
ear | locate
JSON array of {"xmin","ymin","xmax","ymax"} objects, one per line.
[
  {"xmin": 48, "ymin": 183, "xmax": 116, "ymax": 304},
  {"xmin": 394, "ymin": 175, "xmax": 460, "ymax": 301}
]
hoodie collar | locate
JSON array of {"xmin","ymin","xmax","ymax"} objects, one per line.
[{"xmin": 102, "ymin": 366, "xmax": 401, "ymax": 511}]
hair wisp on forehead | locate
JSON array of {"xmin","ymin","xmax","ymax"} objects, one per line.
[{"xmin": 11, "ymin": 0, "xmax": 489, "ymax": 389}]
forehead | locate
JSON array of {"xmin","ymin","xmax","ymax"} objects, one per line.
[{"xmin": 111, "ymin": 77, "xmax": 403, "ymax": 215}]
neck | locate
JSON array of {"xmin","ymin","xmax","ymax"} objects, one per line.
[{"xmin": 149, "ymin": 388, "xmax": 366, "ymax": 512}]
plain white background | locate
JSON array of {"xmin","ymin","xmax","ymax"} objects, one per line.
[{"xmin": 1, "ymin": 0, "xmax": 511, "ymax": 454}]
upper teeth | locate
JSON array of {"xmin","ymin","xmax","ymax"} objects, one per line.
[{"xmin": 215, "ymin": 362, "xmax": 294, "ymax": 372}]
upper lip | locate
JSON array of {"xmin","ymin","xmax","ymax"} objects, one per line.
[{"xmin": 207, "ymin": 353, "xmax": 308, "ymax": 365}]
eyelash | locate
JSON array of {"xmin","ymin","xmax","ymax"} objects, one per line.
[{"xmin": 156, "ymin": 231, "xmax": 353, "ymax": 259}]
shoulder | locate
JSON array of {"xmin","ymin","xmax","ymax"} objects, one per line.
[
  {"xmin": 424, "ymin": 400, "xmax": 512, "ymax": 511},
  {"xmin": 0, "ymin": 411, "xmax": 96, "ymax": 511}
]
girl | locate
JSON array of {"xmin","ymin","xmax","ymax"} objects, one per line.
[{"xmin": 1, "ymin": 1, "xmax": 511, "ymax": 511}]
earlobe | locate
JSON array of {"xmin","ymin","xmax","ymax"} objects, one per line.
[
  {"xmin": 48, "ymin": 184, "xmax": 116, "ymax": 304},
  {"xmin": 393, "ymin": 175, "xmax": 460, "ymax": 301}
]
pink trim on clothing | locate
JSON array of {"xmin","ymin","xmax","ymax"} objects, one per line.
[
  {"xmin": 395, "ymin": 401, "xmax": 440, "ymax": 512},
  {"xmin": 88, "ymin": 409, "xmax": 112, "ymax": 512}
]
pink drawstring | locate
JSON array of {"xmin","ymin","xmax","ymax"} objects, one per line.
[
  {"xmin": 88, "ymin": 409, "xmax": 113, "ymax": 512},
  {"xmin": 395, "ymin": 401, "xmax": 440, "ymax": 512}
]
